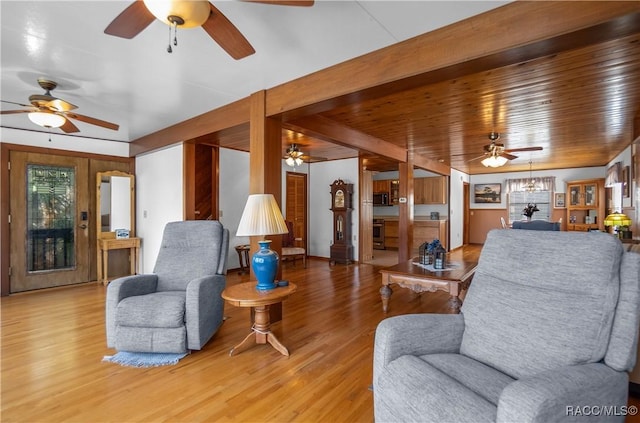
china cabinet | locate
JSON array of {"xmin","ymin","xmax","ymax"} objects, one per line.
[{"xmin": 565, "ymin": 178, "xmax": 605, "ymax": 231}]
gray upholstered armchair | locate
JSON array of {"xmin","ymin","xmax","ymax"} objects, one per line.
[
  {"xmin": 106, "ymin": 220, "xmax": 229, "ymax": 353},
  {"xmin": 374, "ymin": 230, "xmax": 640, "ymax": 422}
]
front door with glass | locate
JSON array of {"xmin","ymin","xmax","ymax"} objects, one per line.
[{"xmin": 9, "ymin": 152, "xmax": 90, "ymax": 292}]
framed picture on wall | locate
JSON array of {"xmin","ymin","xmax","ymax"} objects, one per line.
[
  {"xmin": 554, "ymin": 193, "xmax": 565, "ymax": 208},
  {"xmin": 623, "ymin": 165, "xmax": 630, "ymax": 198},
  {"xmin": 474, "ymin": 183, "xmax": 501, "ymax": 203}
]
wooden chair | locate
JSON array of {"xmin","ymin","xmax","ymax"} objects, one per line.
[{"xmin": 282, "ymin": 221, "xmax": 306, "ymax": 268}]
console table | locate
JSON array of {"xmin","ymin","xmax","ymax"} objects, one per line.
[{"xmin": 97, "ymin": 237, "xmax": 141, "ymax": 285}]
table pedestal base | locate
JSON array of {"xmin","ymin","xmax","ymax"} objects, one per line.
[{"xmin": 229, "ymin": 305, "xmax": 289, "ymax": 356}]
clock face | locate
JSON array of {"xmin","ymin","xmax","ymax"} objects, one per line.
[{"xmin": 335, "ymin": 189, "xmax": 345, "ymax": 208}]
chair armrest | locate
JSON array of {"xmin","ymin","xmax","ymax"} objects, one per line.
[
  {"xmin": 185, "ymin": 275, "xmax": 226, "ymax": 350},
  {"xmin": 105, "ymin": 274, "xmax": 158, "ymax": 348},
  {"xmin": 373, "ymin": 313, "xmax": 465, "ymax": 385},
  {"xmin": 497, "ymin": 363, "xmax": 629, "ymax": 422}
]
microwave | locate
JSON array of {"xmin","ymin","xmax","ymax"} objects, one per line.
[{"xmin": 373, "ymin": 192, "xmax": 389, "ymax": 206}]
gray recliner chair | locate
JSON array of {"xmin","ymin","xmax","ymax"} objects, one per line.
[
  {"xmin": 106, "ymin": 220, "xmax": 229, "ymax": 353},
  {"xmin": 374, "ymin": 229, "xmax": 640, "ymax": 422}
]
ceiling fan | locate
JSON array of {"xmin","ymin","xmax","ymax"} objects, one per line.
[
  {"xmin": 1, "ymin": 78, "xmax": 120, "ymax": 134},
  {"xmin": 104, "ymin": 0, "xmax": 314, "ymax": 60},
  {"xmin": 283, "ymin": 143, "xmax": 326, "ymax": 166},
  {"xmin": 469, "ymin": 132, "xmax": 543, "ymax": 168}
]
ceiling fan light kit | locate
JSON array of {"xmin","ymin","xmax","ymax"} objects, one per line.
[
  {"xmin": 28, "ymin": 112, "xmax": 65, "ymax": 129},
  {"xmin": 142, "ymin": 0, "xmax": 210, "ymax": 28},
  {"xmin": 285, "ymin": 143, "xmax": 304, "ymax": 167},
  {"xmin": 481, "ymin": 155, "xmax": 508, "ymax": 168}
]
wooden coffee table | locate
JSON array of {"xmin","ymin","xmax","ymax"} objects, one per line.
[
  {"xmin": 222, "ymin": 281, "xmax": 297, "ymax": 357},
  {"xmin": 379, "ymin": 258, "xmax": 477, "ymax": 313}
]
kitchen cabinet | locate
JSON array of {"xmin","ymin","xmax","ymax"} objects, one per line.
[
  {"xmin": 415, "ymin": 176, "xmax": 447, "ymax": 204},
  {"xmin": 373, "ymin": 180, "xmax": 390, "ymax": 194},
  {"xmin": 382, "ymin": 219, "xmax": 446, "ymax": 251},
  {"xmin": 566, "ymin": 178, "xmax": 605, "ymax": 231}
]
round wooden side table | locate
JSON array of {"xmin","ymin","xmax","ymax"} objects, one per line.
[{"xmin": 222, "ymin": 281, "xmax": 297, "ymax": 356}]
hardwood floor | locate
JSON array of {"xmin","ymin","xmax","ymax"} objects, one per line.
[{"xmin": 2, "ymin": 244, "xmax": 638, "ymax": 422}]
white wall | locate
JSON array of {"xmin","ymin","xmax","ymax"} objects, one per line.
[
  {"xmin": 0, "ymin": 127, "xmax": 129, "ymax": 157},
  {"xmin": 449, "ymin": 168, "xmax": 469, "ymax": 250},
  {"xmin": 469, "ymin": 166, "xmax": 606, "ymax": 209},
  {"xmin": 607, "ymin": 145, "xmax": 633, "ymax": 209},
  {"xmin": 308, "ymin": 158, "xmax": 359, "ymax": 260},
  {"xmin": 136, "ymin": 144, "xmax": 184, "ymax": 273},
  {"xmin": 219, "ymin": 148, "xmax": 250, "ymax": 270}
]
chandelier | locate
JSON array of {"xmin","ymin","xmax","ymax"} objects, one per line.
[
  {"xmin": 525, "ymin": 160, "xmax": 539, "ymax": 193},
  {"xmin": 285, "ymin": 144, "xmax": 304, "ymax": 167}
]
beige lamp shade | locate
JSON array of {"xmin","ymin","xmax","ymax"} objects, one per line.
[
  {"xmin": 236, "ymin": 194, "xmax": 289, "ymax": 237},
  {"xmin": 604, "ymin": 212, "xmax": 632, "ymax": 227}
]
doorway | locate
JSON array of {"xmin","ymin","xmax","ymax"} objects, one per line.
[
  {"xmin": 9, "ymin": 151, "xmax": 91, "ymax": 292},
  {"xmin": 285, "ymin": 171, "xmax": 307, "ymax": 253}
]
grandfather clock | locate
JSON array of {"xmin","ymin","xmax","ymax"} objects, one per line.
[{"xmin": 329, "ymin": 179, "xmax": 353, "ymax": 265}]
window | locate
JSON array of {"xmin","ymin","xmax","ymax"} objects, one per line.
[
  {"xmin": 508, "ymin": 190, "xmax": 552, "ymax": 223},
  {"xmin": 505, "ymin": 176, "xmax": 556, "ymax": 224}
]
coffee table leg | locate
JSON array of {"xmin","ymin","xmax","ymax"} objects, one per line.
[{"xmin": 380, "ymin": 285, "xmax": 392, "ymax": 313}]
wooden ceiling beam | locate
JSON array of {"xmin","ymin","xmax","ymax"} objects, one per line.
[
  {"xmin": 129, "ymin": 97, "xmax": 251, "ymax": 157},
  {"xmin": 285, "ymin": 115, "xmax": 407, "ymax": 163},
  {"xmin": 411, "ymin": 153, "xmax": 451, "ymax": 176},
  {"xmin": 267, "ymin": 2, "xmax": 640, "ymax": 119}
]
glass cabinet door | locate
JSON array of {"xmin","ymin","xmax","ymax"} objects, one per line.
[
  {"xmin": 569, "ymin": 185, "xmax": 582, "ymax": 206},
  {"xmin": 584, "ymin": 184, "xmax": 597, "ymax": 206}
]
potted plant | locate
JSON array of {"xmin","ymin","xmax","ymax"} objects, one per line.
[{"xmin": 523, "ymin": 203, "xmax": 539, "ymax": 220}]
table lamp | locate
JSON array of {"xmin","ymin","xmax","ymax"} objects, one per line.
[
  {"xmin": 236, "ymin": 194, "xmax": 289, "ymax": 290},
  {"xmin": 604, "ymin": 212, "xmax": 632, "ymax": 239}
]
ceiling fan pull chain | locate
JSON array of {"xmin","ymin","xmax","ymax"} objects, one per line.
[
  {"xmin": 173, "ymin": 21, "xmax": 178, "ymax": 47},
  {"xmin": 167, "ymin": 25, "xmax": 173, "ymax": 53}
]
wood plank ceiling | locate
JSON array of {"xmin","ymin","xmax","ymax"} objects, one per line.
[{"xmin": 170, "ymin": 4, "xmax": 640, "ymax": 175}]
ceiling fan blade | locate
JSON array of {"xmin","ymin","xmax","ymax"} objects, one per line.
[
  {"xmin": 0, "ymin": 109, "xmax": 32, "ymax": 115},
  {"xmin": 65, "ymin": 112, "xmax": 120, "ymax": 131},
  {"xmin": 467, "ymin": 154, "xmax": 488, "ymax": 163},
  {"xmin": 60, "ymin": 118, "xmax": 80, "ymax": 133},
  {"xmin": 104, "ymin": 0, "xmax": 155, "ymax": 39},
  {"xmin": 500, "ymin": 152, "xmax": 518, "ymax": 160},
  {"xmin": 2, "ymin": 99, "xmax": 33, "ymax": 108},
  {"xmin": 202, "ymin": 3, "xmax": 256, "ymax": 60},
  {"xmin": 504, "ymin": 146, "xmax": 543, "ymax": 153},
  {"xmin": 243, "ymin": 0, "xmax": 314, "ymax": 6},
  {"xmin": 29, "ymin": 94, "xmax": 78, "ymax": 112}
]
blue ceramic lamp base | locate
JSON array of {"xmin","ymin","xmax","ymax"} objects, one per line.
[{"xmin": 252, "ymin": 240, "xmax": 280, "ymax": 290}]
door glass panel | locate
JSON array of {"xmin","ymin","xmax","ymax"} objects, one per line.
[{"xmin": 26, "ymin": 165, "xmax": 75, "ymax": 272}]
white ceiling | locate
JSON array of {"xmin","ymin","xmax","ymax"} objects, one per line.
[{"xmin": 1, "ymin": 1, "xmax": 509, "ymax": 144}]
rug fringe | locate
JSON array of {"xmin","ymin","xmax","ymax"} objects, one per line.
[{"xmin": 102, "ymin": 351, "xmax": 189, "ymax": 368}]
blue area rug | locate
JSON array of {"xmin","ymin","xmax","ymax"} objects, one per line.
[{"xmin": 102, "ymin": 351, "xmax": 189, "ymax": 368}]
